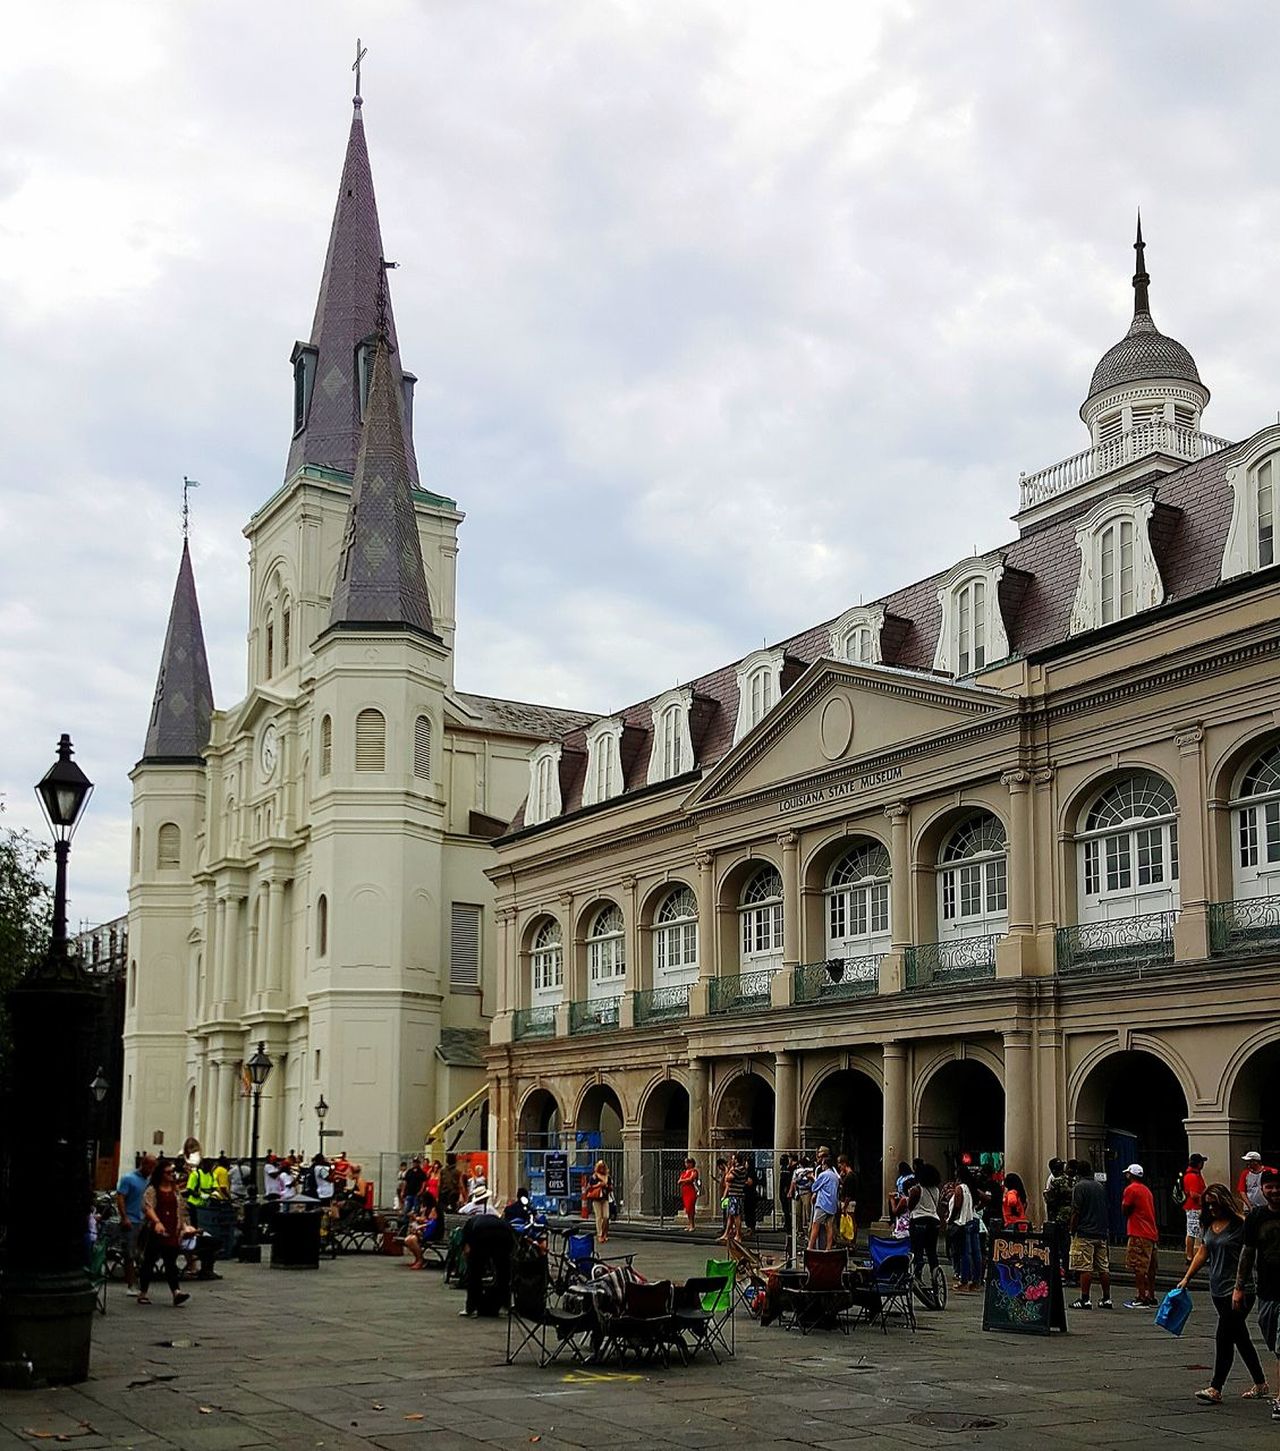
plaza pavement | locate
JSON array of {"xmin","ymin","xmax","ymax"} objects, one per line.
[{"xmin": 0, "ymin": 1230, "xmax": 1274, "ymax": 1450}]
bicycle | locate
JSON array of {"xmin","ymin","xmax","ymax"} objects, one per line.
[{"xmin": 913, "ymin": 1260, "xmax": 949, "ymax": 1311}]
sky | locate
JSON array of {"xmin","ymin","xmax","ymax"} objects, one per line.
[{"xmin": 2, "ymin": 0, "xmax": 1279, "ymax": 927}]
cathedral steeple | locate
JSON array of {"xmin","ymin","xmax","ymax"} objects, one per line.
[
  {"xmin": 285, "ymin": 83, "xmax": 419, "ymax": 484},
  {"xmin": 326, "ymin": 327, "xmax": 436, "ymax": 636},
  {"xmin": 140, "ymin": 539, "xmax": 214, "ymax": 764}
]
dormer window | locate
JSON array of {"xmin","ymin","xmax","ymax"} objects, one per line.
[
  {"xmin": 828, "ymin": 605, "xmax": 884, "ymax": 665},
  {"xmin": 734, "ymin": 648, "xmax": 785, "ymax": 744},
  {"xmin": 291, "ymin": 342, "xmax": 317, "ymax": 435},
  {"xmin": 583, "ymin": 718, "xmax": 624, "ymax": 806},
  {"xmin": 526, "ymin": 744, "xmax": 562, "ymax": 826},
  {"xmin": 647, "ymin": 688, "xmax": 694, "ymax": 784},
  {"xmin": 1068, "ymin": 491, "xmax": 1164, "ymax": 635},
  {"xmin": 1223, "ymin": 435, "xmax": 1280, "ymax": 580},
  {"xmin": 357, "ymin": 339, "xmax": 377, "ymax": 419},
  {"xmin": 933, "ymin": 558, "xmax": 1009, "ymax": 677}
]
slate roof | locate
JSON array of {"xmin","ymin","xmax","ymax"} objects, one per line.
[
  {"xmin": 1088, "ymin": 310, "xmax": 1202, "ymax": 401},
  {"xmin": 435, "ymin": 1028, "xmax": 489, "ymax": 1068},
  {"xmin": 140, "ymin": 541, "xmax": 214, "ymax": 765},
  {"xmin": 507, "ymin": 439, "xmax": 1242, "ymax": 832},
  {"xmin": 453, "ymin": 692, "xmax": 600, "ymax": 738},
  {"xmin": 285, "ymin": 99, "xmax": 419, "ymax": 485},
  {"xmin": 327, "ymin": 337, "xmax": 436, "ymax": 635}
]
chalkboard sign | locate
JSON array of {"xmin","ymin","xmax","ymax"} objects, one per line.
[
  {"xmin": 982, "ymin": 1230, "xmax": 1068, "ymax": 1335},
  {"xmin": 545, "ymin": 1150, "xmax": 569, "ymax": 1198}
]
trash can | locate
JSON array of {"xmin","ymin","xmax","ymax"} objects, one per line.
[{"xmin": 270, "ymin": 1198, "xmax": 322, "ymax": 1270}]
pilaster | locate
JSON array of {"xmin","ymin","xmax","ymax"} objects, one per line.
[{"xmin": 1173, "ymin": 725, "xmax": 1211, "ymax": 961}]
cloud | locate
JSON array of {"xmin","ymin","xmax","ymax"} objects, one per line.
[{"xmin": 2, "ymin": 0, "xmax": 1278, "ymax": 923}]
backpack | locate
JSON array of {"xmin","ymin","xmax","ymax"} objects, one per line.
[{"xmin": 1172, "ymin": 1173, "xmax": 1186, "ymax": 1207}]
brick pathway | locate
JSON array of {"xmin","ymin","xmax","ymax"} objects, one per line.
[{"xmin": 0, "ymin": 1232, "xmax": 1272, "ymax": 1449}]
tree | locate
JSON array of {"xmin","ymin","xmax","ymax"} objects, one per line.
[{"xmin": 0, "ymin": 807, "xmax": 52, "ymax": 987}]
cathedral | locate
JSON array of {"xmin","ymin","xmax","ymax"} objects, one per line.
[{"xmin": 121, "ymin": 85, "xmax": 593, "ymax": 1172}]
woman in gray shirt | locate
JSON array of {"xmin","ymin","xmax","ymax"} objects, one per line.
[{"xmin": 1178, "ymin": 1183, "xmax": 1269, "ymax": 1404}]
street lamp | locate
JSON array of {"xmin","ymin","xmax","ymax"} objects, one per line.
[
  {"xmin": 238, "ymin": 1041, "xmax": 273, "ymax": 1263},
  {"xmin": 89, "ymin": 1067, "xmax": 109, "ymax": 1104},
  {"xmin": 0, "ymin": 735, "xmax": 98, "ymax": 1385}
]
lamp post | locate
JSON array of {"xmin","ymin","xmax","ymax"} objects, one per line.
[
  {"xmin": 315, "ymin": 1093, "xmax": 328, "ymax": 1160},
  {"xmin": 238, "ymin": 1041, "xmax": 273, "ymax": 1263},
  {"xmin": 0, "ymin": 734, "xmax": 98, "ymax": 1385}
]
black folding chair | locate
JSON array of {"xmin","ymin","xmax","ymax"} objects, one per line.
[
  {"xmin": 849, "ymin": 1246, "xmax": 916, "ymax": 1334},
  {"xmin": 674, "ymin": 1274, "xmax": 735, "ymax": 1362},
  {"xmin": 505, "ymin": 1248, "xmax": 594, "ymax": 1366},
  {"xmin": 605, "ymin": 1279, "xmax": 685, "ymax": 1366}
]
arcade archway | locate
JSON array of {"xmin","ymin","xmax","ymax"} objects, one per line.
[
  {"xmin": 714, "ymin": 1072, "xmax": 774, "ymax": 1151},
  {"xmin": 1230, "ymin": 1038, "xmax": 1280, "ymax": 1167},
  {"xmin": 640, "ymin": 1079, "xmax": 690, "ymax": 1215},
  {"xmin": 804, "ymin": 1069, "xmax": 884, "ymax": 1219},
  {"xmin": 917, "ymin": 1059, "xmax": 1004, "ymax": 1179},
  {"xmin": 517, "ymin": 1087, "xmax": 562, "ymax": 1149}
]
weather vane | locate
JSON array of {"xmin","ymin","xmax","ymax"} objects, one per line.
[
  {"xmin": 353, "ymin": 37, "xmax": 368, "ymax": 104},
  {"xmin": 182, "ymin": 476, "xmax": 201, "ymax": 541}
]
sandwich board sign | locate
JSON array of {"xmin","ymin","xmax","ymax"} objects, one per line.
[{"xmin": 982, "ymin": 1230, "xmax": 1068, "ymax": 1335}]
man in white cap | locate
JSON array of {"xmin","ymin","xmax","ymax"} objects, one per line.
[
  {"xmin": 1238, "ymin": 1152, "xmax": 1278, "ymax": 1211},
  {"xmin": 1121, "ymin": 1164, "xmax": 1159, "ymax": 1309}
]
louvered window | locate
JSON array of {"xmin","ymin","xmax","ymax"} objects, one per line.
[
  {"xmin": 354, "ymin": 709, "xmax": 386, "ymax": 772},
  {"xmin": 316, "ymin": 894, "xmax": 328, "ymax": 956},
  {"xmin": 1097, "ymin": 411, "xmax": 1123, "ymax": 445},
  {"xmin": 157, "ymin": 822, "xmax": 181, "ymax": 870},
  {"xmin": 450, "ymin": 903, "xmax": 481, "ymax": 989},
  {"xmin": 1131, "ymin": 404, "xmax": 1163, "ymax": 429},
  {"xmin": 1173, "ymin": 404, "xmax": 1195, "ymax": 429},
  {"xmin": 414, "ymin": 715, "xmax": 431, "ymax": 779},
  {"xmin": 281, "ymin": 607, "xmax": 291, "ymax": 668},
  {"xmin": 320, "ymin": 716, "xmax": 332, "ymax": 777}
]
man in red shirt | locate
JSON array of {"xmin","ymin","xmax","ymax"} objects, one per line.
[
  {"xmin": 1181, "ymin": 1153, "xmax": 1206, "ymax": 1265},
  {"xmin": 1121, "ymin": 1163, "xmax": 1159, "ymax": 1308}
]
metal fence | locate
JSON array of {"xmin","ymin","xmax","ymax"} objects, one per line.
[
  {"xmin": 793, "ymin": 956, "xmax": 879, "ymax": 1004},
  {"xmin": 904, "ymin": 935, "xmax": 999, "ymax": 988},
  {"xmin": 1055, "ymin": 912, "xmax": 1176, "ymax": 977},
  {"xmin": 708, "ymin": 969, "xmax": 776, "ymax": 1014},
  {"xmin": 1208, "ymin": 896, "xmax": 1280, "ymax": 957}
]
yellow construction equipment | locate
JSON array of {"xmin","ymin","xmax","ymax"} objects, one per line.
[{"xmin": 425, "ymin": 1084, "xmax": 488, "ymax": 1161}]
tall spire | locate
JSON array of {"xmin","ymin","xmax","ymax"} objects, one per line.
[
  {"xmin": 285, "ymin": 71, "xmax": 419, "ymax": 485},
  {"xmin": 140, "ymin": 540, "xmax": 214, "ymax": 764},
  {"xmin": 1132, "ymin": 209, "xmax": 1151, "ymax": 319},
  {"xmin": 327, "ymin": 334, "xmax": 436, "ymax": 636}
]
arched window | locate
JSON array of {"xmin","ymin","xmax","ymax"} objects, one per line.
[
  {"xmin": 1077, "ymin": 773, "xmax": 1179, "ymax": 921},
  {"xmin": 527, "ymin": 747, "xmax": 562, "ymax": 825},
  {"xmin": 829, "ymin": 605, "xmax": 885, "ymax": 666},
  {"xmin": 659, "ymin": 704, "xmax": 685, "ymax": 777},
  {"xmin": 128, "ymin": 959, "xmax": 137, "ymax": 1009},
  {"xmin": 733, "ymin": 649, "xmax": 785, "ymax": 743},
  {"xmin": 587, "ymin": 904, "xmax": 626, "ymax": 988},
  {"xmin": 938, "ymin": 813, "xmax": 1007, "ymax": 939},
  {"xmin": 955, "ymin": 578, "xmax": 986, "ymax": 674},
  {"xmin": 1259, "ymin": 458, "xmax": 1275, "ymax": 568},
  {"xmin": 354, "ymin": 709, "xmax": 386, "ymax": 772},
  {"xmin": 320, "ymin": 716, "xmax": 332, "ymax": 777},
  {"xmin": 654, "ymin": 886, "xmax": 698, "ymax": 982},
  {"xmin": 647, "ymin": 688, "xmax": 694, "ymax": 785},
  {"xmin": 826, "ymin": 841, "xmax": 891, "ymax": 959},
  {"xmin": 933, "ymin": 561, "xmax": 1009, "ymax": 676},
  {"xmin": 531, "ymin": 919, "xmax": 564, "ymax": 999},
  {"xmin": 133, "ymin": 828, "xmax": 141, "ymax": 874},
  {"xmin": 414, "ymin": 715, "xmax": 431, "ymax": 779},
  {"xmin": 157, "ymin": 822, "xmax": 181, "ymax": 870},
  {"xmin": 265, "ymin": 615, "xmax": 274, "ymax": 679},
  {"xmin": 1231, "ymin": 745, "xmax": 1280, "ymax": 900},
  {"xmin": 1223, "ymin": 445, "xmax": 1280, "ymax": 580},
  {"xmin": 584, "ymin": 720, "xmax": 622, "ymax": 806},
  {"xmin": 739, "ymin": 866, "xmax": 784, "ymax": 970},
  {"xmin": 281, "ymin": 604, "xmax": 291, "ymax": 669},
  {"xmin": 316, "ymin": 894, "xmax": 328, "ymax": 957}
]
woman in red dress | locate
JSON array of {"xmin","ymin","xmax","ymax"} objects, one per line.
[
  {"xmin": 1002, "ymin": 1172, "xmax": 1030, "ymax": 1232},
  {"xmin": 678, "ymin": 1157, "xmax": 700, "ymax": 1232}
]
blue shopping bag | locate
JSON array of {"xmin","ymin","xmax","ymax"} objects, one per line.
[{"xmin": 1154, "ymin": 1287, "xmax": 1193, "ymax": 1336}]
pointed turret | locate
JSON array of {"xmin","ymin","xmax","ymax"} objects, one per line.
[
  {"xmin": 285, "ymin": 95, "xmax": 419, "ymax": 484},
  {"xmin": 1132, "ymin": 209, "xmax": 1151, "ymax": 318},
  {"xmin": 141, "ymin": 541, "xmax": 214, "ymax": 764},
  {"xmin": 326, "ymin": 334, "xmax": 437, "ymax": 635}
]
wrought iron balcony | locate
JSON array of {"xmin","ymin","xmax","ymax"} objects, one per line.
[
  {"xmin": 904, "ymin": 936, "xmax": 998, "ymax": 990},
  {"xmin": 709, "ymin": 968, "xmax": 776, "ymax": 1015},
  {"xmin": 1209, "ymin": 896, "xmax": 1280, "ymax": 958},
  {"xmin": 513, "ymin": 1005, "xmax": 557, "ymax": 1041},
  {"xmin": 1055, "ymin": 912, "xmax": 1175, "ymax": 977},
  {"xmin": 794, "ymin": 955, "xmax": 880, "ymax": 1004},
  {"xmin": 633, "ymin": 983, "xmax": 691, "ymax": 1025},
  {"xmin": 1019, "ymin": 421, "xmax": 1231, "ymax": 513},
  {"xmin": 569, "ymin": 996, "xmax": 621, "ymax": 1035}
]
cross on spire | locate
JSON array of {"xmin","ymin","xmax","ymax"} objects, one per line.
[
  {"xmin": 353, "ymin": 37, "xmax": 368, "ymax": 107},
  {"xmin": 182, "ymin": 476, "xmax": 201, "ymax": 541}
]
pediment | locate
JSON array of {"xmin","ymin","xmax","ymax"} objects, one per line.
[
  {"xmin": 226, "ymin": 688, "xmax": 290, "ymax": 739},
  {"xmin": 686, "ymin": 658, "xmax": 1014, "ymax": 809}
]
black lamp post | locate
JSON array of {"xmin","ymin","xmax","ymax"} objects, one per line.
[
  {"xmin": 315, "ymin": 1093, "xmax": 328, "ymax": 1160},
  {"xmin": 238, "ymin": 1041, "xmax": 273, "ymax": 1263},
  {"xmin": 89, "ymin": 1067, "xmax": 109, "ymax": 1104},
  {"xmin": 0, "ymin": 734, "xmax": 98, "ymax": 1385}
]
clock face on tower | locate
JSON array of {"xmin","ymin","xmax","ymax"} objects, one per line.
[{"xmin": 260, "ymin": 723, "xmax": 279, "ymax": 779}]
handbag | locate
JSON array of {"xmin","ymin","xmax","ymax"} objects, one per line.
[
  {"xmin": 1154, "ymin": 1287, "xmax": 1193, "ymax": 1336},
  {"xmin": 838, "ymin": 1212, "xmax": 855, "ymax": 1241}
]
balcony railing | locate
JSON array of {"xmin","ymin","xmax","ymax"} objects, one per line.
[
  {"xmin": 904, "ymin": 936, "xmax": 999, "ymax": 990},
  {"xmin": 1055, "ymin": 912, "xmax": 1176, "ymax": 978},
  {"xmin": 1019, "ymin": 421, "xmax": 1232, "ymax": 512},
  {"xmin": 569, "ymin": 996, "xmax": 621, "ymax": 1035},
  {"xmin": 794, "ymin": 955, "xmax": 880, "ymax": 1004},
  {"xmin": 633, "ymin": 983, "xmax": 691, "ymax": 1025},
  {"xmin": 709, "ymin": 969, "xmax": 776, "ymax": 1015},
  {"xmin": 1209, "ymin": 896, "xmax": 1280, "ymax": 958},
  {"xmin": 513, "ymin": 1005, "xmax": 557, "ymax": 1041}
]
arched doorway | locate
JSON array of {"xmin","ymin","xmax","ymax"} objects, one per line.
[
  {"xmin": 714, "ymin": 1072, "xmax": 774, "ymax": 1152},
  {"xmin": 1073, "ymin": 1050, "xmax": 1188, "ymax": 1240},
  {"xmin": 517, "ymin": 1088, "xmax": 562, "ymax": 1149},
  {"xmin": 1229, "ymin": 1039, "xmax": 1280, "ymax": 1173},
  {"xmin": 804, "ymin": 1069, "xmax": 884, "ymax": 1218},
  {"xmin": 917, "ymin": 1059, "xmax": 1004, "ymax": 1180},
  {"xmin": 640, "ymin": 1079, "xmax": 690, "ymax": 1216},
  {"xmin": 576, "ymin": 1082, "xmax": 625, "ymax": 1203}
]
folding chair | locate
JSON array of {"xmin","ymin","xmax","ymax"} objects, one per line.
[
  {"xmin": 505, "ymin": 1248, "xmax": 593, "ymax": 1366},
  {"xmin": 674, "ymin": 1271, "xmax": 735, "ymax": 1362},
  {"xmin": 700, "ymin": 1259, "xmax": 737, "ymax": 1357},
  {"xmin": 850, "ymin": 1236, "xmax": 915, "ymax": 1334},
  {"xmin": 606, "ymin": 1279, "xmax": 684, "ymax": 1366},
  {"xmin": 784, "ymin": 1248, "xmax": 852, "ymax": 1335}
]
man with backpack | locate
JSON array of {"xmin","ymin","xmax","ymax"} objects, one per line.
[{"xmin": 1176, "ymin": 1152, "xmax": 1207, "ymax": 1265}]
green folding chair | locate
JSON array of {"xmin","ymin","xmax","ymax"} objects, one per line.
[{"xmin": 701, "ymin": 1257, "xmax": 736, "ymax": 1356}]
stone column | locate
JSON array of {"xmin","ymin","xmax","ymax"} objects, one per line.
[
  {"xmin": 780, "ymin": 832, "xmax": 800, "ymax": 969},
  {"xmin": 619, "ymin": 876, "xmax": 639, "ymax": 1030},
  {"xmin": 208, "ymin": 1061, "xmax": 225, "ymax": 1155},
  {"xmin": 621, "ymin": 1127, "xmax": 643, "ymax": 1218},
  {"xmin": 689, "ymin": 1057, "xmax": 711, "ymax": 1150},
  {"xmin": 221, "ymin": 895, "xmax": 243, "ymax": 1016},
  {"xmin": 1173, "ymin": 725, "xmax": 1211, "ymax": 961},
  {"xmin": 880, "ymin": 804, "xmax": 911, "ymax": 994},
  {"xmin": 774, "ymin": 1050, "xmax": 799, "ymax": 1153},
  {"xmin": 997, "ymin": 770, "xmax": 1037, "ymax": 978},
  {"xmin": 562, "ymin": 892, "xmax": 583, "ymax": 1006},
  {"xmin": 209, "ymin": 898, "xmax": 226, "ymax": 1022},
  {"xmin": 491, "ymin": 910, "xmax": 515, "ymax": 1044},
  {"xmin": 1003, "ymin": 1030, "xmax": 1035, "ymax": 1198},
  {"xmin": 882, "ymin": 1042, "xmax": 909, "ymax": 1174},
  {"xmin": 265, "ymin": 880, "xmax": 285, "ymax": 994},
  {"xmin": 689, "ymin": 852, "xmax": 715, "ymax": 1017}
]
